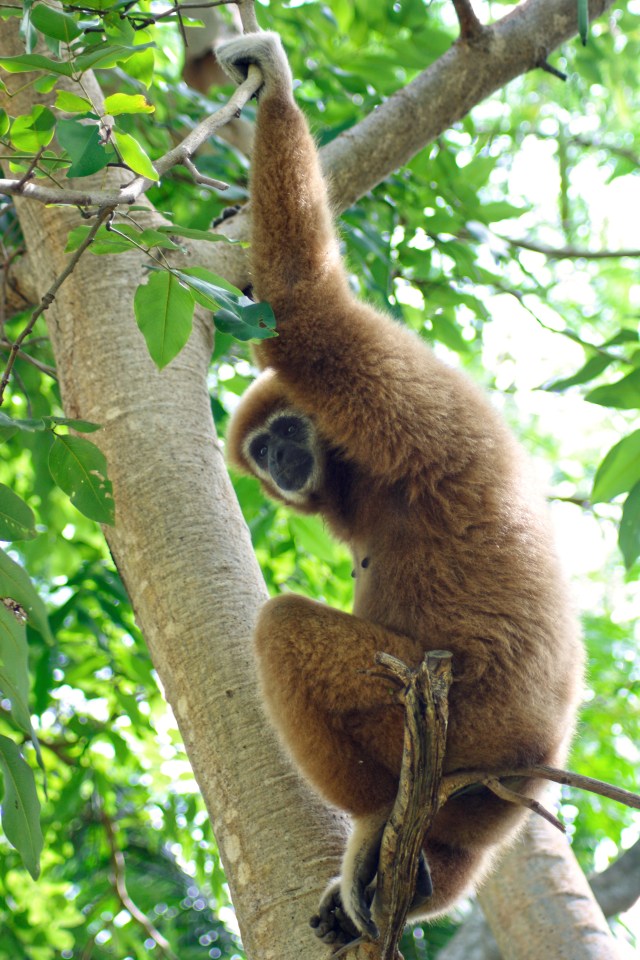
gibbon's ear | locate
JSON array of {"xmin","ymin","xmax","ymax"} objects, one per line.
[{"xmin": 226, "ymin": 369, "xmax": 292, "ymax": 475}]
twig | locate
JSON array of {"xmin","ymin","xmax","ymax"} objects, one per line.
[
  {"xmin": 537, "ymin": 59, "xmax": 568, "ymax": 81},
  {"xmin": 372, "ymin": 651, "xmax": 453, "ymax": 960},
  {"xmin": 501, "ymin": 235, "xmax": 640, "ymax": 260},
  {"xmin": 101, "ymin": 806, "xmax": 179, "ymax": 960},
  {"xmin": 485, "ymin": 777, "xmax": 565, "ymax": 833},
  {"xmin": 182, "ymin": 155, "xmax": 228, "ymax": 190},
  {"xmin": 442, "ymin": 765, "xmax": 640, "ymax": 811},
  {"xmin": 451, "ymin": 0, "xmax": 485, "ymax": 41},
  {"xmin": 237, "ymin": 0, "xmax": 260, "ymax": 33},
  {"xmin": 0, "ymin": 206, "xmax": 112, "ymax": 404},
  {"xmin": 0, "ymin": 67, "xmax": 262, "ymax": 208},
  {"xmin": 0, "ymin": 339, "xmax": 58, "ymax": 379},
  {"xmin": 15, "ymin": 146, "xmax": 46, "ymax": 188},
  {"xmin": 358, "ymin": 655, "xmax": 640, "ymax": 956}
]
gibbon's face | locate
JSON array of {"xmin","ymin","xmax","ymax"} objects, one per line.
[{"xmin": 243, "ymin": 409, "xmax": 325, "ymax": 505}]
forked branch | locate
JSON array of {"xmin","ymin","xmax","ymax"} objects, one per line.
[{"xmin": 357, "ymin": 652, "xmax": 640, "ymax": 960}]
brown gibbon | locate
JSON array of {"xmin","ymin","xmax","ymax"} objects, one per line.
[{"xmin": 217, "ymin": 31, "xmax": 584, "ymax": 948}]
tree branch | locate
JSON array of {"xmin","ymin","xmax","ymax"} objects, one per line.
[
  {"xmin": 502, "ymin": 236, "xmax": 640, "ymax": 259},
  {"xmin": 0, "ymin": 65, "xmax": 262, "ymax": 208},
  {"xmin": 372, "ymin": 651, "xmax": 453, "ymax": 960},
  {"xmin": 347, "ymin": 654, "xmax": 639, "ymax": 957},
  {"xmin": 438, "ymin": 841, "xmax": 640, "ymax": 960},
  {"xmin": 101, "ymin": 806, "xmax": 179, "ymax": 960},
  {"xmin": 451, "ymin": 0, "xmax": 486, "ymax": 41},
  {"xmin": 0, "ymin": 206, "xmax": 112, "ymax": 404}
]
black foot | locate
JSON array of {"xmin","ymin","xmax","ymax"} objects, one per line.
[{"xmin": 310, "ymin": 884, "xmax": 361, "ymax": 949}]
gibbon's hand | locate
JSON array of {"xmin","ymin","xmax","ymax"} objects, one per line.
[{"xmin": 216, "ymin": 31, "xmax": 293, "ymax": 97}]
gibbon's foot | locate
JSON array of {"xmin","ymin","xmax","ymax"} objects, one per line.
[
  {"xmin": 216, "ymin": 31, "xmax": 293, "ymax": 98},
  {"xmin": 310, "ymin": 883, "xmax": 362, "ymax": 948},
  {"xmin": 310, "ymin": 849, "xmax": 433, "ymax": 947}
]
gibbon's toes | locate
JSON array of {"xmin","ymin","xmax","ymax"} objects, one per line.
[
  {"xmin": 310, "ymin": 885, "xmax": 361, "ymax": 947},
  {"xmin": 216, "ymin": 32, "xmax": 289, "ymax": 91},
  {"xmin": 350, "ymin": 896, "xmax": 379, "ymax": 942}
]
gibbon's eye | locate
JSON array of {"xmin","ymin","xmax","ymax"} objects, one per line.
[
  {"xmin": 249, "ymin": 433, "xmax": 270, "ymax": 466},
  {"xmin": 271, "ymin": 415, "xmax": 306, "ymax": 440}
]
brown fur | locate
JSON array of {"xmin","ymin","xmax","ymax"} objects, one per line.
[{"xmin": 219, "ymin": 33, "xmax": 584, "ymax": 928}]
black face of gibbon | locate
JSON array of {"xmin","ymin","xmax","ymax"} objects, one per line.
[{"xmin": 248, "ymin": 414, "xmax": 315, "ymax": 493}]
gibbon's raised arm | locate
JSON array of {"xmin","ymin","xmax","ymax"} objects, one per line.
[{"xmin": 217, "ymin": 34, "xmax": 511, "ymax": 487}]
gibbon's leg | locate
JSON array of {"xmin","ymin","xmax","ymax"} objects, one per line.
[
  {"xmin": 254, "ymin": 593, "xmax": 421, "ymax": 815},
  {"xmin": 254, "ymin": 594, "xmax": 428, "ymax": 940}
]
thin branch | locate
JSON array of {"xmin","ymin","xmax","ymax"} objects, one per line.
[
  {"xmin": 0, "ymin": 339, "xmax": 58, "ymax": 379},
  {"xmin": 537, "ymin": 59, "xmax": 568, "ymax": 81},
  {"xmin": 502, "ymin": 236, "xmax": 640, "ymax": 260},
  {"xmin": 350, "ymin": 655, "xmax": 640, "ymax": 957},
  {"xmin": 0, "ymin": 66, "xmax": 262, "ymax": 208},
  {"xmin": 485, "ymin": 777, "xmax": 565, "ymax": 833},
  {"xmin": 237, "ymin": 0, "xmax": 260, "ymax": 33},
  {"xmin": 101, "ymin": 807, "xmax": 179, "ymax": 960},
  {"xmin": 371, "ymin": 651, "xmax": 453, "ymax": 960},
  {"xmin": 0, "ymin": 206, "xmax": 112, "ymax": 404},
  {"xmin": 442, "ymin": 765, "xmax": 640, "ymax": 811},
  {"xmin": 182, "ymin": 155, "xmax": 228, "ymax": 190},
  {"xmin": 451, "ymin": 0, "xmax": 486, "ymax": 41}
]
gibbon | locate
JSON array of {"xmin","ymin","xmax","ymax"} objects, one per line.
[{"xmin": 217, "ymin": 32, "xmax": 584, "ymax": 947}]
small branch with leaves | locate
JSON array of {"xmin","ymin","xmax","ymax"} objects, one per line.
[
  {"xmin": 0, "ymin": 65, "xmax": 262, "ymax": 210},
  {"xmin": 0, "ymin": 206, "xmax": 113, "ymax": 405},
  {"xmin": 350, "ymin": 651, "xmax": 640, "ymax": 960}
]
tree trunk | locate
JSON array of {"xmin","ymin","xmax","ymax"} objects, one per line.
[
  {"xmin": 477, "ymin": 817, "xmax": 623, "ymax": 959},
  {"xmin": 0, "ymin": 2, "xmax": 623, "ymax": 957}
]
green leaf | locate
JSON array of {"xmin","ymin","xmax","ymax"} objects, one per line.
[
  {"xmin": 134, "ymin": 271, "xmax": 195, "ymax": 369},
  {"xmin": 592, "ymin": 430, "xmax": 640, "ymax": 503},
  {"xmin": 585, "ymin": 368, "xmax": 640, "ymax": 410},
  {"xmin": 215, "ymin": 301, "xmax": 277, "ymax": 342},
  {"xmin": 10, "ymin": 105, "xmax": 56, "ymax": 152},
  {"xmin": 175, "ymin": 269, "xmax": 276, "ymax": 342},
  {"xmin": 54, "ymin": 89, "xmax": 93, "ymax": 113},
  {"xmin": 157, "ymin": 224, "xmax": 245, "ymax": 244},
  {"xmin": 0, "ymin": 52, "xmax": 73, "ymax": 76},
  {"xmin": 56, "ymin": 119, "xmax": 109, "ymax": 178},
  {"xmin": 577, "ymin": 0, "xmax": 589, "ymax": 45},
  {"xmin": 543, "ymin": 354, "xmax": 612, "ymax": 392},
  {"xmin": 124, "ymin": 46, "xmax": 155, "ymax": 87},
  {"xmin": 65, "ymin": 223, "xmax": 135, "ymax": 255},
  {"xmin": 103, "ymin": 92, "xmax": 154, "ymax": 115},
  {"xmin": 0, "ymin": 734, "xmax": 43, "ymax": 880},
  {"xmin": 74, "ymin": 41, "xmax": 155, "ymax": 74},
  {"xmin": 478, "ymin": 201, "xmax": 526, "ymax": 222},
  {"xmin": 42, "ymin": 415, "xmax": 101, "ymax": 433},
  {"xmin": 33, "ymin": 72, "xmax": 58, "ymax": 93},
  {"xmin": 0, "ymin": 484, "xmax": 37, "ymax": 541},
  {"xmin": 112, "ymin": 130, "xmax": 157, "ymax": 180},
  {"xmin": 0, "ymin": 411, "xmax": 46, "ymax": 433},
  {"xmin": 48, "ymin": 434, "xmax": 115, "ymax": 524},
  {"xmin": 619, "ymin": 482, "xmax": 640, "ymax": 570},
  {"xmin": 0, "ymin": 412, "xmax": 98, "ymax": 437},
  {"xmin": 0, "ymin": 108, "xmax": 9, "ymax": 138},
  {"xmin": 0, "ymin": 604, "xmax": 33, "ymax": 738},
  {"xmin": 0, "ymin": 548, "xmax": 53, "ymax": 643},
  {"xmin": 30, "ymin": 3, "xmax": 81, "ymax": 42}
]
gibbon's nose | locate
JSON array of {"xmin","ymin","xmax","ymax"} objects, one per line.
[{"xmin": 269, "ymin": 441, "xmax": 313, "ymax": 491}]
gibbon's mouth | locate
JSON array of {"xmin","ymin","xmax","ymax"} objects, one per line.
[{"xmin": 271, "ymin": 448, "xmax": 314, "ymax": 492}]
